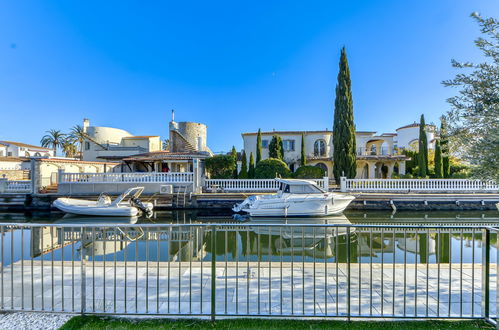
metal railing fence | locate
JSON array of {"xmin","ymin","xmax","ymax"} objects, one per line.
[
  {"xmin": 204, "ymin": 177, "xmax": 329, "ymax": 192},
  {"xmin": 341, "ymin": 178, "xmax": 499, "ymax": 192},
  {"xmin": 0, "ymin": 222, "xmax": 497, "ymax": 325}
]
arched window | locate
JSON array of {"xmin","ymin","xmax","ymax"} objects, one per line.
[
  {"xmin": 314, "ymin": 140, "xmax": 326, "ymax": 157},
  {"xmin": 24, "ymin": 151, "xmax": 30, "ymax": 157},
  {"xmin": 34, "ymin": 152, "xmax": 41, "ymax": 157},
  {"xmin": 315, "ymin": 163, "xmax": 328, "ymax": 176}
]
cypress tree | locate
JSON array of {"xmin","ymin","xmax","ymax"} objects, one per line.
[
  {"xmin": 418, "ymin": 114, "xmax": 428, "ymax": 177},
  {"xmin": 256, "ymin": 129, "xmax": 262, "ymax": 164},
  {"xmin": 333, "ymin": 47, "xmax": 357, "ymax": 182},
  {"xmin": 248, "ymin": 152, "xmax": 255, "ymax": 178},
  {"xmin": 440, "ymin": 117, "xmax": 450, "ymax": 178},
  {"xmin": 269, "ymin": 135, "xmax": 283, "ymax": 160},
  {"xmin": 239, "ymin": 151, "xmax": 248, "ymax": 178},
  {"xmin": 434, "ymin": 139, "xmax": 443, "ymax": 178},
  {"xmin": 279, "ymin": 137, "xmax": 284, "ymax": 160},
  {"xmin": 300, "ymin": 133, "xmax": 306, "ymax": 166},
  {"xmin": 231, "ymin": 146, "xmax": 238, "ymax": 178}
]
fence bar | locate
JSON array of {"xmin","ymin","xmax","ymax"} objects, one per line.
[{"xmin": 482, "ymin": 229, "xmax": 490, "ymax": 319}]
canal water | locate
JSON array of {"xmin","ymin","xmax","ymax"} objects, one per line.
[{"xmin": 0, "ymin": 210, "xmax": 497, "ymax": 267}]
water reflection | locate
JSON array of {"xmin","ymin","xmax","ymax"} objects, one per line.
[{"xmin": 0, "ymin": 210, "xmax": 497, "ymax": 266}]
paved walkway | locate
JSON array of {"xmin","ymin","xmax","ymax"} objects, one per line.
[{"xmin": 0, "ymin": 261, "xmax": 496, "ymax": 318}]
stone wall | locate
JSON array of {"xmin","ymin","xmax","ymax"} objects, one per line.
[{"xmin": 0, "ymin": 170, "xmax": 29, "ymax": 180}]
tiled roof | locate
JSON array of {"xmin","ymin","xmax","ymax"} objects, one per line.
[
  {"xmin": 0, "ymin": 141, "xmax": 52, "ymax": 150},
  {"xmin": 0, "ymin": 156, "xmax": 27, "ymax": 162},
  {"xmin": 122, "ymin": 151, "xmax": 211, "ymax": 161},
  {"xmin": 396, "ymin": 123, "xmax": 436, "ymax": 131}
]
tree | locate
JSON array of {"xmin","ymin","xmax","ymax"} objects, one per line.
[
  {"xmin": 300, "ymin": 133, "xmax": 306, "ymax": 166},
  {"xmin": 231, "ymin": 146, "xmax": 238, "ymax": 178},
  {"xmin": 434, "ymin": 140, "xmax": 443, "ymax": 178},
  {"xmin": 239, "ymin": 151, "xmax": 248, "ymax": 179},
  {"xmin": 69, "ymin": 125, "xmax": 86, "ymax": 160},
  {"xmin": 61, "ymin": 136, "xmax": 77, "ymax": 158},
  {"xmin": 333, "ymin": 47, "xmax": 357, "ymax": 182},
  {"xmin": 40, "ymin": 129, "xmax": 65, "ymax": 156},
  {"xmin": 254, "ymin": 158, "xmax": 291, "ymax": 179},
  {"xmin": 443, "ymin": 13, "xmax": 499, "ymax": 180},
  {"xmin": 294, "ymin": 165, "xmax": 325, "ymax": 179},
  {"xmin": 418, "ymin": 114, "xmax": 428, "ymax": 177},
  {"xmin": 162, "ymin": 139, "xmax": 170, "ymax": 151},
  {"xmin": 248, "ymin": 152, "xmax": 255, "ymax": 178},
  {"xmin": 205, "ymin": 155, "xmax": 235, "ymax": 179},
  {"xmin": 279, "ymin": 137, "xmax": 284, "ymax": 159},
  {"xmin": 268, "ymin": 135, "xmax": 283, "ymax": 160},
  {"xmin": 256, "ymin": 129, "xmax": 262, "ymax": 164},
  {"xmin": 440, "ymin": 116, "xmax": 451, "ymax": 178}
]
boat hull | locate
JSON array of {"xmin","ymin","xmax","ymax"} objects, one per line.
[
  {"xmin": 53, "ymin": 198, "xmax": 140, "ymax": 217},
  {"xmin": 242, "ymin": 195, "xmax": 355, "ymax": 217}
]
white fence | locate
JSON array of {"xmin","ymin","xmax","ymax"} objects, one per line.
[
  {"xmin": 341, "ymin": 178, "xmax": 499, "ymax": 192},
  {"xmin": 0, "ymin": 180, "xmax": 32, "ymax": 193},
  {"xmin": 60, "ymin": 172, "xmax": 194, "ymax": 184},
  {"xmin": 204, "ymin": 178, "xmax": 329, "ymax": 192}
]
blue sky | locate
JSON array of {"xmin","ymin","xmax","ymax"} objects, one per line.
[{"xmin": 1, "ymin": 1, "xmax": 498, "ymax": 153}]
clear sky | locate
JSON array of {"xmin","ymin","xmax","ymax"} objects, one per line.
[{"xmin": 1, "ymin": 1, "xmax": 498, "ymax": 153}]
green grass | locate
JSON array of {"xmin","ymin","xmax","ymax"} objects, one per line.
[{"xmin": 60, "ymin": 316, "xmax": 494, "ymax": 330}]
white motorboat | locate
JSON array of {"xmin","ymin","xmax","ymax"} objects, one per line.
[
  {"xmin": 232, "ymin": 179, "xmax": 355, "ymax": 217},
  {"xmin": 53, "ymin": 187, "xmax": 154, "ymax": 217}
]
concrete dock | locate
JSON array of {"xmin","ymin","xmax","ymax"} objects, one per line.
[{"xmin": 0, "ymin": 260, "xmax": 496, "ymax": 317}]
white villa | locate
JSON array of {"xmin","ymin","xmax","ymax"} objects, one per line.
[
  {"xmin": 242, "ymin": 123, "xmax": 435, "ymax": 179},
  {"xmin": 0, "ymin": 141, "xmax": 54, "ymax": 158},
  {"xmin": 82, "ymin": 119, "xmax": 162, "ymax": 162}
]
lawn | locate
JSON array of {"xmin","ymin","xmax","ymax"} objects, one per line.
[{"xmin": 60, "ymin": 316, "xmax": 494, "ymax": 329}]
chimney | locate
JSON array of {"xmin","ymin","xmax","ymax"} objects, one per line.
[{"xmin": 83, "ymin": 118, "xmax": 90, "ymax": 133}]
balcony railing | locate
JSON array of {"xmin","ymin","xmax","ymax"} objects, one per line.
[
  {"xmin": 0, "ymin": 222, "xmax": 497, "ymax": 325},
  {"xmin": 60, "ymin": 172, "xmax": 194, "ymax": 183},
  {"xmin": 0, "ymin": 179, "xmax": 32, "ymax": 193},
  {"xmin": 341, "ymin": 178, "xmax": 499, "ymax": 192},
  {"xmin": 356, "ymin": 147, "xmax": 393, "ymax": 156},
  {"xmin": 204, "ymin": 178, "xmax": 329, "ymax": 192}
]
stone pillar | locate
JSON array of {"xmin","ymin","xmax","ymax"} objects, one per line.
[
  {"xmin": 192, "ymin": 158, "xmax": 202, "ymax": 193},
  {"xmin": 368, "ymin": 162, "xmax": 376, "ymax": 179},
  {"xmin": 387, "ymin": 163, "xmax": 395, "ymax": 178},
  {"xmin": 30, "ymin": 159, "xmax": 41, "ymax": 194},
  {"xmin": 340, "ymin": 177, "xmax": 347, "ymax": 192},
  {"xmin": 399, "ymin": 161, "xmax": 406, "ymax": 175},
  {"xmin": 0, "ymin": 178, "xmax": 7, "ymax": 193}
]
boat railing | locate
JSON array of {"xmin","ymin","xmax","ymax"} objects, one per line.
[{"xmin": 0, "ymin": 222, "xmax": 497, "ymax": 325}]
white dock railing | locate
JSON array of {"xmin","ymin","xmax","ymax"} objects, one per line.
[
  {"xmin": 60, "ymin": 172, "xmax": 194, "ymax": 183},
  {"xmin": 204, "ymin": 177, "xmax": 329, "ymax": 192},
  {"xmin": 340, "ymin": 178, "xmax": 499, "ymax": 192},
  {"xmin": 0, "ymin": 180, "xmax": 32, "ymax": 193}
]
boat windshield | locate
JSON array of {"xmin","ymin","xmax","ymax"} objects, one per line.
[{"xmin": 285, "ymin": 184, "xmax": 325, "ymax": 194}]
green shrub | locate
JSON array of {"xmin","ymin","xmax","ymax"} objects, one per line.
[
  {"xmin": 205, "ymin": 155, "xmax": 235, "ymax": 179},
  {"xmin": 293, "ymin": 165, "xmax": 325, "ymax": 179},
  {"xmin": 254, "ymin": 158, "xmax": 291, "ymax": 179},
  {"xmin": 451, "ymin": 169, "xmax": 471, "ymax": 178},
  {"xmin": 401, "ymin": 173, "xmax": 414, "ymax": 179}
]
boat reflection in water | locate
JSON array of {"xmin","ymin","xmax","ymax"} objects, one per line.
[{"xmin": 244, "ymin": 215, "xmax": 354, "ymax": 259}]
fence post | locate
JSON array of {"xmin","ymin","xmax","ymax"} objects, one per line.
[
  {"xmin": 323, "ymin": 177, "xmax": 329, "ymax": 191},
  {"xmin": 340, "ymin": 177, "xmax": 347, "ymax": 193},
  {"xmin": 211, "ymin": 225, "xmax": 216, "ymax": 321},
  {"xmin": 482, "ymin": 228, "xmax": 490, "ymax": 320},
  {"xmin": 0, "ymin": 178, "xmax": 6, "ymax": 193},
  {"xmin": 80, "ymin": 227, "xmax": 87, "ymax": 315}
]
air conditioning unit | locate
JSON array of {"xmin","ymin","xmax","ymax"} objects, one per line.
[{"xmin": 159, "ymin": 185, "xmax": 173, "ymax": 194}]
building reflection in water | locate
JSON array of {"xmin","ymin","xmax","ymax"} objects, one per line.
[{"xmin": 25, "ymin": 213, "xmax": 491, "ymax": 264}]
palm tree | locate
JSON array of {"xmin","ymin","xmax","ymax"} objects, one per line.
[
  {"xmin": 40, "ymin": 129, "xmax": 65, "ymax": 156},
  {"xmin": 61, "ymin": 136, "xmax": 77, "ymax": 158},
  {"xmin": 69, "ymin": 125, "xmax": 86, "ymax": 160}
]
